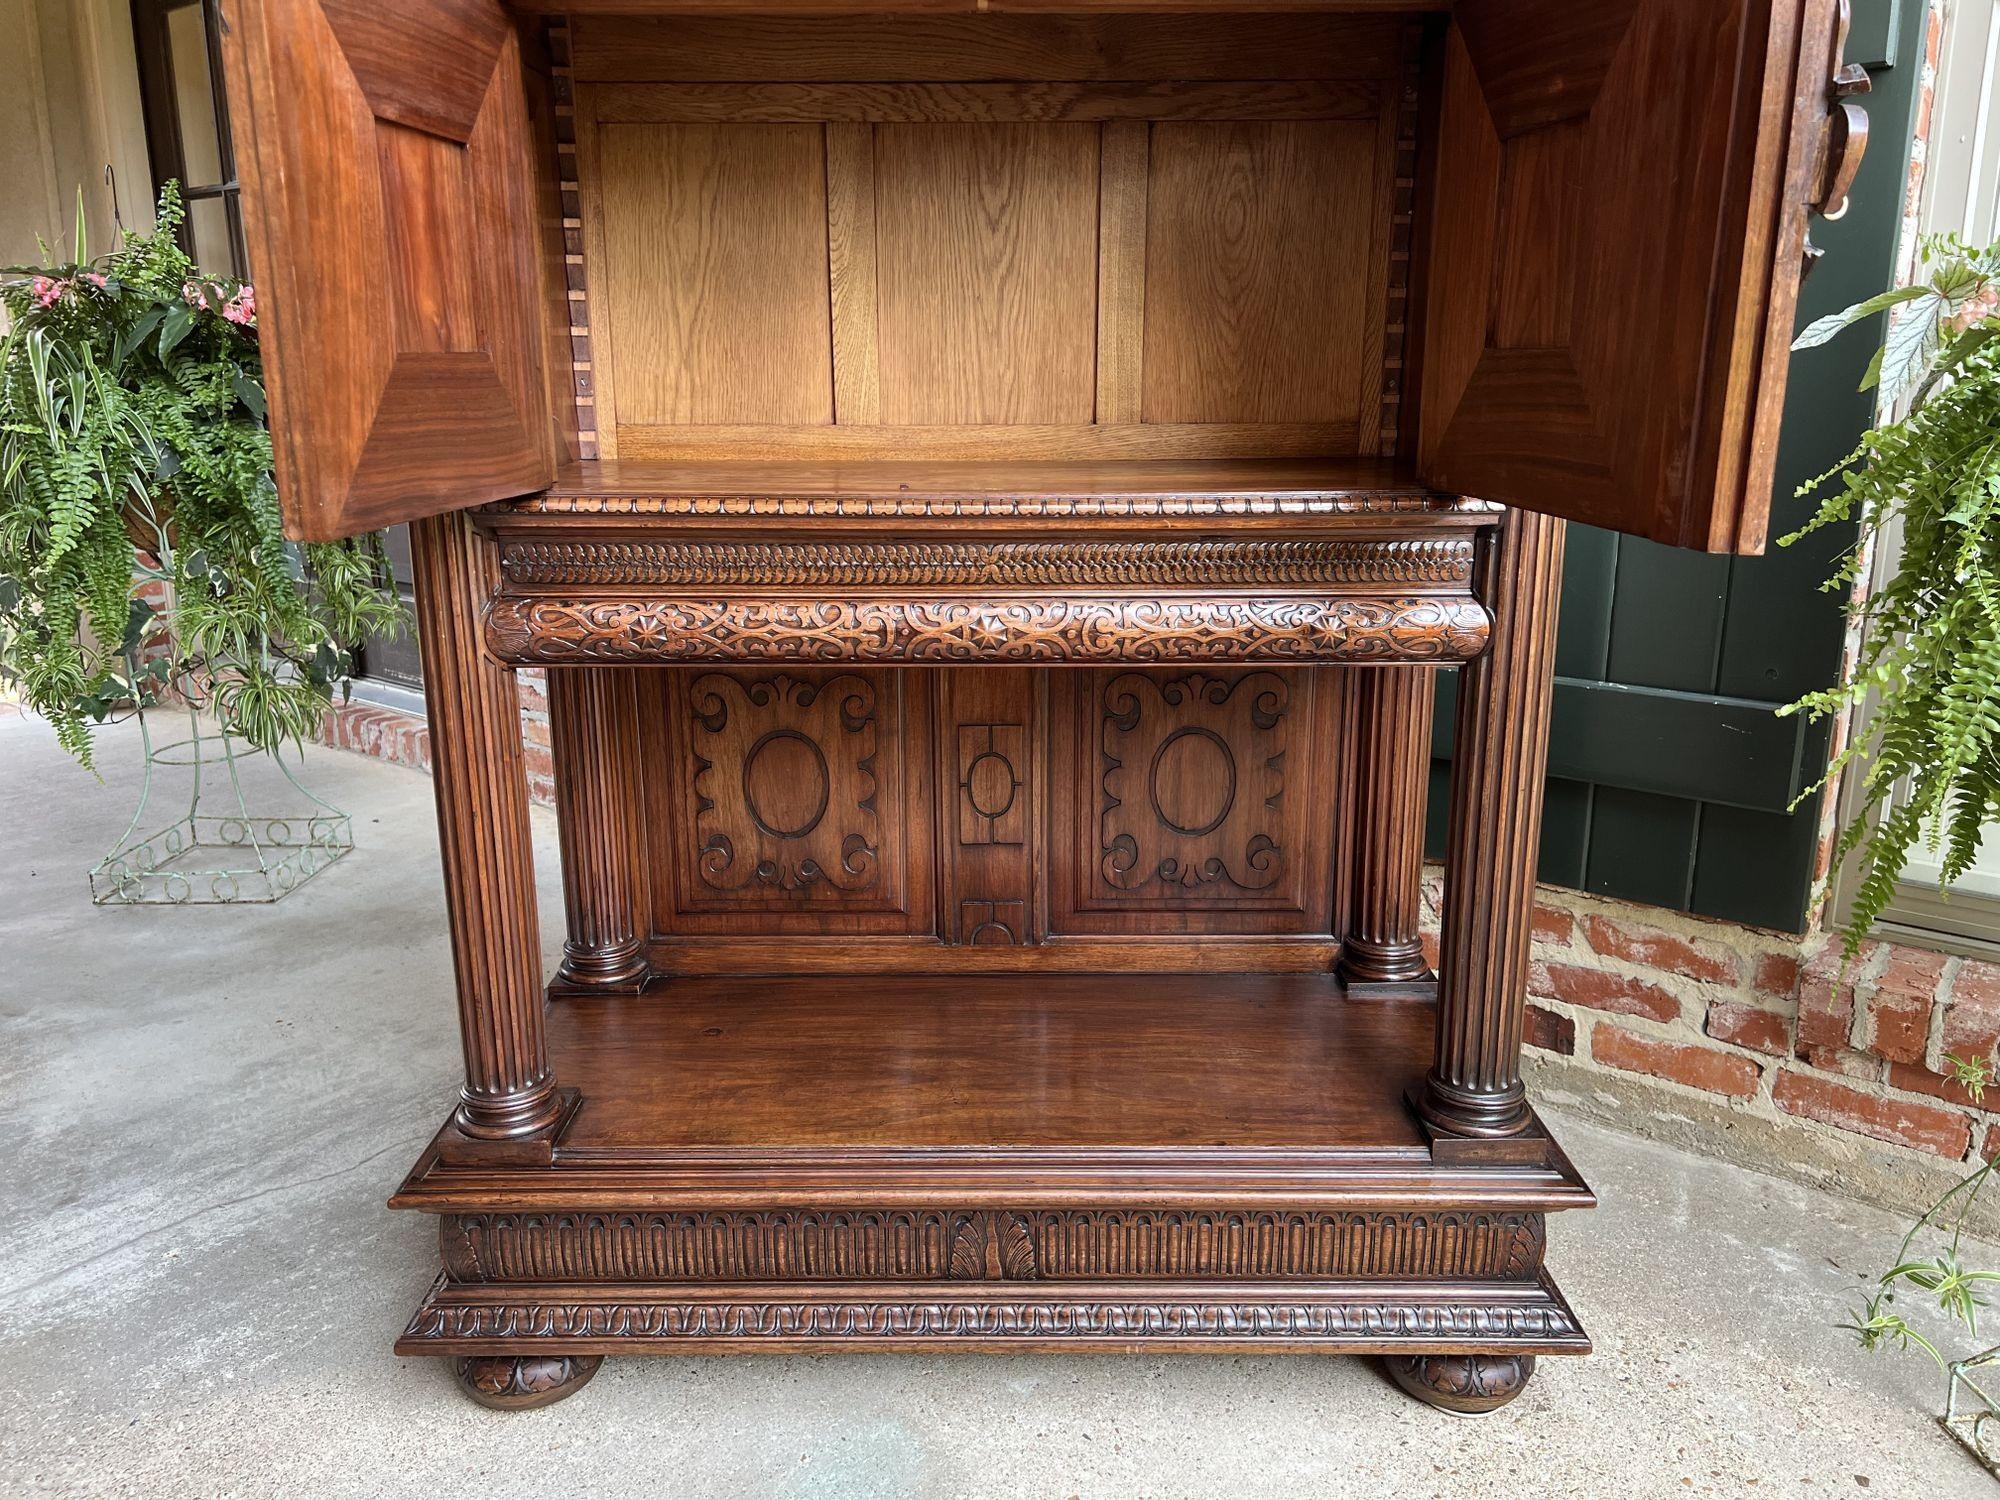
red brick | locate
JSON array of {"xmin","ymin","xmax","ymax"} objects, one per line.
[
  {"xmin": 1531, "ymin": 960, "xmax": 1680, "ymax": 1024},
  {"xmin": 1799, "ymin": 1046, "xmax": 1885, "ymax": 1081},
  {"xmin": 1943, "ymin": 960, "xmax": 2000, "ymax": 1065},
  {"xmin": 1593, "ymin": 1026, "xmax": 1762, "ymax": 1099},
  {"xmin": 1705, "ymin": 999, "xmax": 1790, "ymax": 1058},
  {"xmin": 1796, "ymin": 947, "xmax": 1866, "ymax": 1057},
  {"xmin": 1531, "ymin": 904, "xmax": 1575, "ymax": 946},
  {"xmin": 1866, "ymin": 947, "xmax": 1948, "ymax": 1064},
  {"xmin": 1420, "ymin": 932, "xmax": 1440, "ymax": 972},
  {"xmin": 1772, "ymin": 1069, "xmax": 1973, "ymax": 1159},
  {"xmin": 1751, "ymin": 951, "xmax": 1802, "ymax": 1001},
  {"xmin": 1887, "ymin": 1061, "xmax": 1999, "ymax": 1112},
  {"xmin": 1523, "ymin": 1004, "xmax": 1575, "ymax": 1056},
  {"xmin": 522, "ymin": 743, "xmax": 555, "ymax": 784},
  {"xmin": 1580, "ymin": 915, "xmax": 1741, "ymax": 986}
]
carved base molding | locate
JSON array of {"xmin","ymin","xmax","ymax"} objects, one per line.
[
  {"xmin": 397, "ymin": 1273, "xmax": 1589, "ymax": 1355},
  {"xmin": 438, "ymin": 1208, "xmax": 1547, "ymax": 1284}
]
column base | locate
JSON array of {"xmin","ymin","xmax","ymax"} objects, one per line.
[{"xmin": 554, "ymin": 939, "xmax": 650, "ymax": 994}]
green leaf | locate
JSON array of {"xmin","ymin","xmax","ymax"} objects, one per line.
[
  {"xmin": 157, "ymin": 302, "xmax": 196, "ymax": 359},
  {"xmin": 230, "ymin": 371, "xmax": 266, "ymax": 420},
  {"xmin": 115, "ymin": 306, "xmax": 165, "ymax": 366},
  {"xmin": 1868, "ymin": 291, "xmax": 1947, "ymax": 402},
  {"xmin": 1794, "ymin": 285, "xmax": 1930, "ymax": 350}
]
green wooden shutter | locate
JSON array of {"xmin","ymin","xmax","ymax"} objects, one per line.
[{"xmin": 1428, "ymin": 0, "xmax": 1927, "ymax": 933}]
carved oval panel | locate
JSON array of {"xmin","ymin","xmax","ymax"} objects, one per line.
[
  {"xmin": 964, "ymin": 750, "xmax": 1020, "ymax": 823},
  {"xmin": 742, "ymin": 729, "xmax": 830, "ymax": 840},
  {"xmin": 1149, "ymin": 727, "xmax": 1236, "ymax": 837}
]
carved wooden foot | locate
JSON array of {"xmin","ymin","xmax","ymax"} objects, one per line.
[
  {"xmin": 1384, "ymin": 1353, "xmax": 1535, "ymax": 1415},
  {"xmin": 452, "ymin": 1354, "xmax": 603, "ymax": 1410}
]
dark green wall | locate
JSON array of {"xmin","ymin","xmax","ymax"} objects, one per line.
[{"xmin": 1427, "ymin": 0, "xmax": 1927, "ymax": 933}]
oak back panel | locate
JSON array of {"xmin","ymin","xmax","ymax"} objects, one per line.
[{"xmin": 568, "ymin": 13, "xmax": 1418, "ymax": 465}]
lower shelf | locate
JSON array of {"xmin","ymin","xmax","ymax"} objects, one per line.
[
  {"xmin": 393, "ymin": 974, "xmax": 1593, "ymax": 1207},
  {"xmin": 390, "ymin": 973, "xmax": 1594, "ymax": 1360}
]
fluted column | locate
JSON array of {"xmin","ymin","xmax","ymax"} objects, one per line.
[
  {"xmin": 409, "ymin": 511, "xmax": 562, "ymax": 1142},
  {"xmin": 550, "ymin": 667, "xmax": 649, "ymax": 989},
  {"xmin": 1338, "ymin": 666, "xmax": 1436, "ymax": 990},
  {"xmin": 1418, "ymin": 509, "xmax": 1565, "ymax": 1139}
]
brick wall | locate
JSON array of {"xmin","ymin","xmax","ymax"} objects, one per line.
[
  {"xmin": 1415, "ymin": 871, "xmax": 1999, "ymax": 1227},
  {"xmin": 320, "ymin": 666, "xmax": 551, "ymax": 800}
]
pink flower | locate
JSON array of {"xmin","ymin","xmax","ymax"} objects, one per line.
[
  {"xmin": 81, "ymin": 272, "xmax": 107, "ymax": 289},
  {"xmin": 32, "ymin": 275, "xmax": 66, "ymax": 308},
  {"xmin": 182, "ymin": 279, "xmax": 208, "ymax": 309},
  {"xmin": 222, "ymin": 285, "xmax": 256, "ymax": 327},
  {"xmin": 1947, "ymin": 283, "xmax": 2000, "ymax": 337}
]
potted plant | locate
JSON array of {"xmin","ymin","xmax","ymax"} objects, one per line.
[
  {"xmin": 0, "ymin": 182, "xmax": 403, "ymax": 771},
  {"xmin": 1784, "ymin": 234, "xmax": 2000, "ymax": 1465},
  {"xmin": 1, "ymin": 184, "xmax": 405, "ymax": 902}
]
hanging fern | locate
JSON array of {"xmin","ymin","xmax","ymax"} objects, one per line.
[
  {"xmin": 0, "ymin": 183, "xmax": 405, "ymax": 768},
  {"xmin": 1782, "ymin": 234, "xmax": 2000, "ymax": 960}
]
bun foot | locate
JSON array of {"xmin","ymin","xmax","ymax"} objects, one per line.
[
  {"xmin": 1384, "ymin": 1353, "xmax": 1535, "ymax": 1415},
  {"xmin": 452, "ymin": 1354, "xmax": 603, "ymax": 1410}
]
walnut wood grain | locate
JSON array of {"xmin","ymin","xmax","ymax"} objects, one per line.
[
  {"xmin": 549, "ymin": 669, "xmax": 649, "ymax": 990},
  {"xmin": 409, "ymin": 511, "xmax": 563, "ymax": 1144},
  {"xmin": 1416, "ymin": 0, "xmax": 1855, "ymax": 554},
  {"xmin": 1339, "ymin": 666, "xmax": 1436, "ymax": 990},
  {"xmin": 550, "ymin": 976, "xmax": 1435, "ymax": 1153},
  {"xmin": 219, "ymin": 0, "xmax": 552, "ymax": 541},
  {"xmin": 1418, "ymin": 509, "xmax": 1565, "ymax": 1139}
]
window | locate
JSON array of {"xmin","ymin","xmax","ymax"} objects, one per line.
[{"xmin": 131, "ymin": 0, "xmax": 244, "ymax": 277}]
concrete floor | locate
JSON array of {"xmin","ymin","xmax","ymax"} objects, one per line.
[{"xmin": 2, "ymin": 708, "xmax": 1996, "ymax": 1499}]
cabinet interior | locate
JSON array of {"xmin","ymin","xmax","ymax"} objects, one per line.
[{"xmin": 558, "ymin": 10, "xmax": 1435, "ymax": 473}]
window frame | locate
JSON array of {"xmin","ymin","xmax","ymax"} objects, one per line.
[{"xmin": 130, "ymin": 0, "xmax": 246, "ymax": 277}]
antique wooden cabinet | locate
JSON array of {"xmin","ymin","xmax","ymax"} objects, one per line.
[{"xmin": 221, "ymin": 0, "xmax": 1867, "ymax": 1412}]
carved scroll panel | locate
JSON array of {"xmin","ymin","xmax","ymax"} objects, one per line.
[
  {"xmin": 1055, "ymin": 667, "xmax": 1340, "ymax": 936},
  {"xmin": 649, "ymin": 668, "xmax": 933, "ymax": 934},
  {"xmin": 643, "ymin": 665, "xmax": 1348, "ymax": 953}
]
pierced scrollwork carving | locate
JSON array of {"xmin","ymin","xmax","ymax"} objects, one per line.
[{"xmin": 483, "ymin": 596, "xmax": 1491, "ymax": 667}]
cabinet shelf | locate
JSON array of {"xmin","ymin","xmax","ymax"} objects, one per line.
[
  {"xmin": 394, "ymin": 975, "xmax": 1594, "ymax": 1209},
  {"xmin": 504, "ymin": 457, "xmax": 1489, "ymax": 529}
]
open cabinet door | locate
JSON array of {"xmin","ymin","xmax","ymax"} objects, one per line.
[
  {"xmin": 220, "ymin": 0, "xmax": 553, "ymax": 542},
  {"xmin": 1416, "ymin": 0, "xmax": 1867, "ymax": 554}
]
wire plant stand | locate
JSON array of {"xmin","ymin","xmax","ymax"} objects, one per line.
[
  {"xmin": 88, "ymin": 692, "xmax": 353, "ymax": 905},
  {"xmin": 1943, "ymin": 1347, "xmax": 2000, "ymax": 1477}
]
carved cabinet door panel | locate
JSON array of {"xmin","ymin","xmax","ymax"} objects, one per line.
[
  {"xmin": 1417, "ymin": 0, "xmax": 1865, "ymax": 553},
  {"xmin": 221, "ymin": 0, "xmax": 554, "ymax": 541},
  {"xmin": 648, "ymin": 668, "xmax": 936, "ymax": 936},
  {"xmin": 1051, "ymin": 668, "xmax": 1346, "ymax": 937}
]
